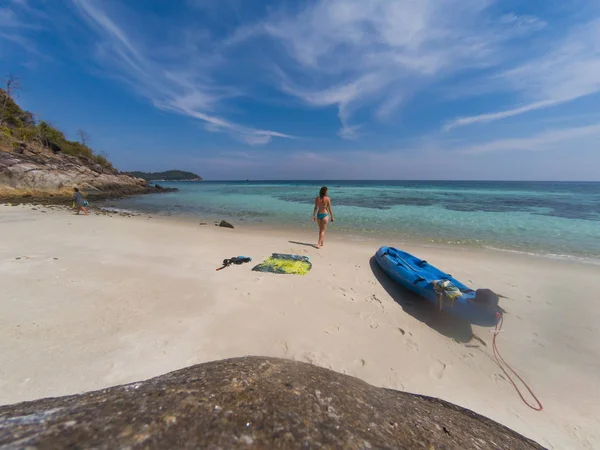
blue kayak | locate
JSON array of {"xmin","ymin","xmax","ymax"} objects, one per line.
[{"xmin": 375, "ymin": 246, "xmax": 501, "ymax": 326}]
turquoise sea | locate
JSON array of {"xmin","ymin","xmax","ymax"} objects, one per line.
[{"xmin": 104, "ymin": 181, "xmax": 600, "ymax": 263}]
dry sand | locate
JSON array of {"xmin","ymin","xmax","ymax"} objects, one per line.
[{"xmin": 1, "ymin": 204, "xmax": 599, "ymax": 449}]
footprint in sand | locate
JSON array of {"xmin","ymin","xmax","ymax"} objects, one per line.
[
  {"xmin": 385, "ymin": 374, "xmax": 405, "ymax": 391},
  {"xmin": 429, "ymin": 360, "xmax": 447, "ymax": 379},
  {"xmin": 324, "ymin": 325, "xmax": 341, "ymax": 334},
  {"xmin": 492, "ymin": 373, "xmax": 507, "ymax": 384},
  {"xmin": 354, "ymin": 358, "xmax": 366, "ymax": 368},
  {"xmin": 337, "ymin": 286, "xmax": 355, "ymax": 302},
  {"xmin": 405, "ymin": 338, "xmax": 419, "ymax": 353},
  {"xmin": 532, "ymin": 339, "xmax": 546, "ymax": 348},
  {"xmin": 358, "ymin": 311, "xmax": 375, "ymax": 320},
  {"xmin": 366, "ymin": 294, "xmax": 385, "ymax": 310}
]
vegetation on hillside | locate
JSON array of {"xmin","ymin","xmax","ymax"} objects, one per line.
[
  {"xmin": 0, "ymin": 79, "xmax": 114, "ymax": 170},
  {"xmin": 130, "ymin": 170, "xmax": 203, "ymax": 181}
]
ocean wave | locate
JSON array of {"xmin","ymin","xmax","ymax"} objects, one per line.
[{"xmin": 483, "ymin": 246, "xmax": 600, "ymax": 266}]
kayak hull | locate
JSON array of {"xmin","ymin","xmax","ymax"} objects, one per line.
[{"xmin": 375, "ymin": 246, "xmax": 499, "ymax": 326}]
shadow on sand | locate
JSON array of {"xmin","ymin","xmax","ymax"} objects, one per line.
[
  {"xmin": 289, "ymin": 240, "xmax": 318, "ymax": 249},
  {"xmin": 369, "ymin": 257, "xmax": 474, "ymax": 343}
]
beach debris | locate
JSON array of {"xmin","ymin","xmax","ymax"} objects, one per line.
[
  {"xmin": 432, "ymin": 280, "xmax": 462, "ymax": 311},
  {"xmin": 219, "ymin": 220, "xmax": 234, "ymax": 229},
  {"xmin": 470, "ymin": 334, "xmax": 487, "ymax": 347},
  {"xmin": 0, "ymin": 356, "xmax": 545, "ymax": 449},
  {"xmin": 252, "ymin": 254, "xmax": 311, "ymax": 275},
  {"xmin": 216, "ymin": 256, "xmax": 252, "ymax": 271}
]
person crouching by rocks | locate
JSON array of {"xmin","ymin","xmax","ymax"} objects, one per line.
[{"xmin": 73, "ymin": 187, "xmax": 89, "ymax": 215}]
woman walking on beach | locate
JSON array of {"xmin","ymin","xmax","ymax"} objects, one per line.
[
  {"xmin": 312, "ymin": 186, "xmax": 334, "ymax": 248},
  {"xmin": 72, "ymin": 187, "xmax": 89, "ymax": 215}
]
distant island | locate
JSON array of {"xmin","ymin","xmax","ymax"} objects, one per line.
[{"xmin": 130, "ymin": 170, "xmax": 203, "ymax": 181}]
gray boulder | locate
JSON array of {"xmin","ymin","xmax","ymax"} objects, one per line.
[
  {"xmin": 0, "ymin": 356, "xmax": 543, "ymax": 449},
  {"xmin": 90, "ymin": 164, "xmax": 104, "ymax": 174},
  {"xmin": 219, "ymin": 220, "xmax": 234, "ymax": 228}
]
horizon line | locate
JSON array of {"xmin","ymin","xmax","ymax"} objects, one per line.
[{"xmin": 158, "ymin": 179, "xmax": 600, "ymax": 183}]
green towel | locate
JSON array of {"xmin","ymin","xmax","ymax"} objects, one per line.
[{"xmin": 252, "ymin": 253, "xmax": 312, "ymax": 275}]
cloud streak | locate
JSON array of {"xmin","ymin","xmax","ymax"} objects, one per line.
[
  {"xmin": 3, "ymin": 0, "xmax": 599, "ymax": 163},
  {"xmin": 225, "ymin": 0, "xmax": 547, "ymax": 138},
  {"xmin": 71, "ymin": 0, "xmax": 293, "ymax": 145},
  {"xmin": 446, "ymin": 18, "xmax": 600, "ymax": 130},
  {"xmin": 460, "ymin": 123, "xmax": 600, "ymax": 154}
]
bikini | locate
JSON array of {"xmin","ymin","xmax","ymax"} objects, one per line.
[{"xmin": 316, "ymin": 197, "xmax": 329, "ymax": 220}]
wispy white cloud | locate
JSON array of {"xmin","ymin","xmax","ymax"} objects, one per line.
[
  {"xmin": 0, "ymin": 2, "xmax": 48, "ymax": 57},
  {"xmin": 70, "ymin": 0, "xmax": 293, "ymax": 145},
  {"xmin": 0, "ymin": 7, "xmax": 19, "ymax": 27},
  {"xmin": 5, "ymin": 0, "xmax": 598, "ymax": 155},
  {"xmin": 224, "ymin": 0, "xmax": 546, "ymax": 138},
  {"xmin": 446, "ymin": 18, "xmax": 600, "ymax": 130},
  {"xmin": 459, "ymin": 123, "xmax": 600, "ymax": 154},
  {"xmin": 444, "ymin": 99, "xmax": 564, "ymax": 130}
]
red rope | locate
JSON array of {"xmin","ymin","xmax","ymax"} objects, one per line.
[{"xmin": 492, "ymin": 313, "xmax": 543, "ymax": 411}]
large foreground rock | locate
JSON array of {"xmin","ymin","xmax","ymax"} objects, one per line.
[{"xmin": 0, "ymin": 356, "xmax": 543, "ymax": 449}]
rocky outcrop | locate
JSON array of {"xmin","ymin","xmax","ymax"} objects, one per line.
[
  {"xmin": 0, "ymin": 356, "xmax": 543, "ymax": 449},
  {"xmin": 219, "ymin": 219, "xmax": 235, "ymax": 228},
  {"xmin": 0, "ymin": 149, "xmax": 172, "ymax": 201}
]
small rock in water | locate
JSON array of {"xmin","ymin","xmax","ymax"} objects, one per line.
[{"xmin": 219, "ymin": 220, "xmax": 234, "ymax": 229}]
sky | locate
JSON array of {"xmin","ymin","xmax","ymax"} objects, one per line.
[{"xmin": 1, "ymin": 0, "xmax": 599, "ymax": 180}]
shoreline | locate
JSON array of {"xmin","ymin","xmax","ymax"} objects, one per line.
[
  {"xmin": 0, "ymin": 184, "xmax": 178, "ymax": 206},
  {"xmin": 96, "ymin": 202, "xmax": 600, "ymax": 267},
  {"xmin": 7, "ymin": 195, "xmax": 599, "ymax": 267},
  {"xmin": 2, "ymin": 204, "xmax": 600, "ymax": 448}
]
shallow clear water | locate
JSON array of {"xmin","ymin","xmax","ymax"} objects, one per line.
[{"xmin": 105, "ymin": 181, "xmax": 600, "ymax": 262}]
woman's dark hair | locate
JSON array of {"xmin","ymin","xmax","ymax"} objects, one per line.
[
  {"xmin": 74, "ymin": 187, "xmax": 79, "ymax": 192},
  {"xmin": 319, "ymin": 186, "xmax": 328, "ymax": 198}
]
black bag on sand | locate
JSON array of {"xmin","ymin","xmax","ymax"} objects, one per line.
[{"xmin": 216, "ymin": 256, "xmax": 252, "ymax": 271}]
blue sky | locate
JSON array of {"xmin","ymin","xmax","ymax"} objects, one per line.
[{"xmin": 1, "ymin": 0, "xmax": 600, "ymax": 180}]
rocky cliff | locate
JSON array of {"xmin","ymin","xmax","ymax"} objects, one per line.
[
  {"xmin": 0, "ymin": 87, "xmax": 170, "ymax": 203},
  {"xmin": 0, "ymin": 147, "xmax": 164, "ymax": 202},
  {"xmin": 0, "ymin": 356, "xmax": 543, "ymax": 449}
]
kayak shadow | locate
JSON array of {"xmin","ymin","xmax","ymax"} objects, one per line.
[{"xmin": 369, "ymin": 257, "xmax": 474, "ymax": 343}]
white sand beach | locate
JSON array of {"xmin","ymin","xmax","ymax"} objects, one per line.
[{"xmin": 1, "ymin": 204, "xmax": 599, "ymax": 449}]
